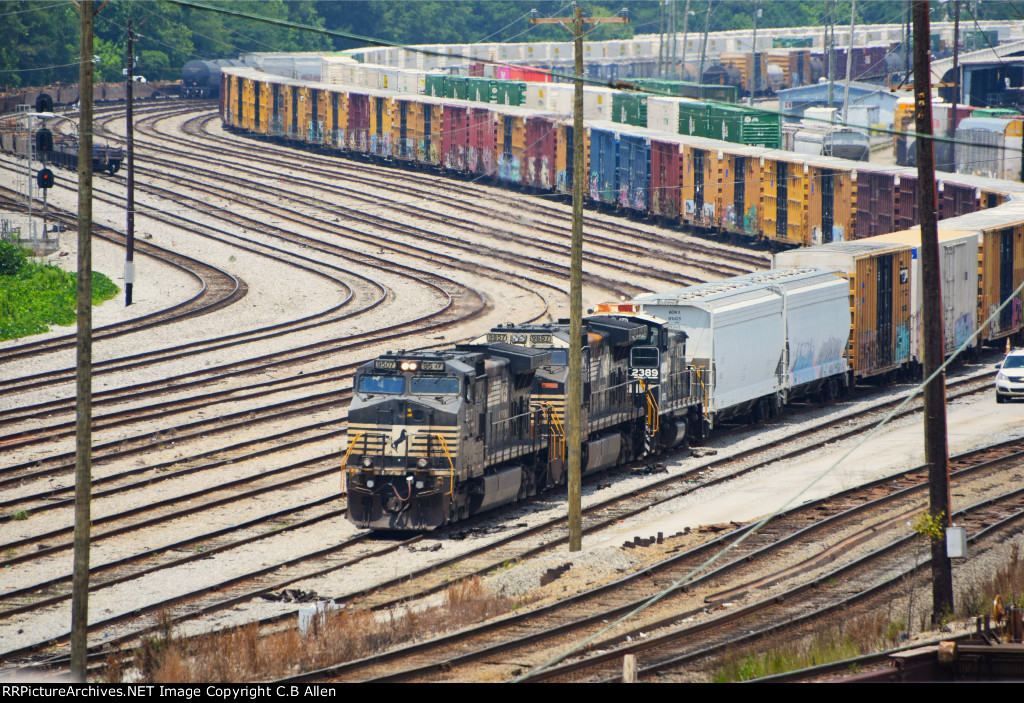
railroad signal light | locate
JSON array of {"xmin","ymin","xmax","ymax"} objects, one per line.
[
  {"xmin": 35, "ymin": 93, "xmax": 53, "ymax": 113},
  {"xmin": 36, "ymin": 127, "xmax": 53, "ymax": 155},
  {"xmin": 37, "ymin": 168, "xmax": 54, "ymax": 190}
]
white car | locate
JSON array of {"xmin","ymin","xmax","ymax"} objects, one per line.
[{"xmin": 995, "ymin": 350, "xmax": 1024, "ymax": 403}]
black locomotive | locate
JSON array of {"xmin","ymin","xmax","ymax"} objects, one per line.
[{"xmin": 342, "ymin": 314, "xmax": 702, "ymax": 530}]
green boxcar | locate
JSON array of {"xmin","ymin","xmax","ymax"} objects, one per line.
[
  {"xmin": 677, "ymin": 102, "xmax": 781, "ymax": 148},
  {"xmin": 735, "ymin": 108, "xmax": 782, "ymax": 149},
  {"xmin": 444, "ymin": 75, "xmax": 469, "ymax": 100},
  {"xmin": 493, "ymin": 81, "xmax": 526, "ymax": 106},
  {"xmin": 467, "ymin": 77, "xmax": 492, "ymax": 103},
  {"xmin": 425, "ymin": 74, "xmax": 446, "ymax": 98},
  {"xmin": 707, "ymin": 104, "xmax": 744, "ymax": 143},
  {"xmin": 612, "ymin": 92, "xmax": 648, "ymax": 127},
  {"xmin": 634, "ymin": 79, "xmax": 737, "ymax": 103},
  {"xmin": 678, "ymin": 100, "xmax": 710, "ymax": 138},
  {"xmin": 773, "ymin": 36, "xmax": 814, "ymax": 48}
]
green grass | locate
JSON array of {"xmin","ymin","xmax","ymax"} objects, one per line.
[
  {"xmin": 0, "ymin": 258, "xmax": 119, "ymax": 341},
  {"xmin": 713, "ymin": 636, "xmax": 863, "ymax": 682}
]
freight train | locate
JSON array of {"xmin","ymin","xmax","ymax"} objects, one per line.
[
  {"xmin": 215, "ymin": 58, "xmax": 1024, "ymax": 529},
  {"xmin": 0, "ymin": 123, "xmax": 123, "ymax": 174},
  {"xmin": 219, "ymin": 63, "xmax": 1024, "ymax": 254},
  {"xmin": 343, "ymin": 236, "xmax": 1023, "ymax": 531}
]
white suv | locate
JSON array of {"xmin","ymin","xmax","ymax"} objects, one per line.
[{"xmin": 995, "ymin": 350, "xmax": 1024, "ymax": 403}]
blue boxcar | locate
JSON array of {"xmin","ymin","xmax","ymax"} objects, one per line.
[
  {"xmin": 618, "ymin": 134, "xmax": 650, "ymax": 213},
  {"xmin": 589, "ymin": 128, "xmax": 619, "ymax": 206}
]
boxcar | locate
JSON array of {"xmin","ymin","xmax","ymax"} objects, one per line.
[
  {"xmin": 860, "ymin": 229, "xmax": 980, "ymax": 361},
  {"xmin": 774, "ymin": 242, "xmax": 914, "ymax": 381}
]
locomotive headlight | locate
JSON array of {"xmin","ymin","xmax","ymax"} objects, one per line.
[
  {"xmin": 416, "ymin": 458, "xmax": 429, "ymax": 469},
  {"xmin": 365, "ymin": 479, "xmax": 375, "ymax": 488},
  {"xmin": 400, "ymin": 361, "xmax": 418, "ymax": 371},
  {"xmin": 362, "ymin": 456, "xmax": 374, "ymax": 468},
  {"xmin": 415, "ymin": 479, "xmax": 425, "ymax": 489}
]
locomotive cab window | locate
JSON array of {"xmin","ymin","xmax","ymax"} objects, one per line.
[
  {"xmin": 410, "ymin": 376, "xmax": 460, "ymax": 395},
  {"xmin": 357, "ymin": 375, "xmax": 404, "ymax": 395},
  {"xmin": 630, "ymin": 346, "xmax": 660, "ymax": 368},
  {"xmin": 546, "ymin": 349, "xmax": 569, "ymax": 366}
]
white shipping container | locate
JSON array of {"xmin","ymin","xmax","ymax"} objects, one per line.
[
  {"xmin": 647, "ymin": 97, "xmax": 681, "ymax": 133},
  {"xmin": 525, "ymin": 42, "xmax": 552, "ymax": 61},
  {"xmin": 547, "ymin": 83, "xmax": 575, "ymax": 115},
  {"xmin": 525, "ymin": 83, "xmax": 548, "ymax": 110},
  {"xmin": 498, "ymin": 44, "xmax": 525, "ymax": 62},
  {"xmin": 379, "ymin": 67, "xmax": 400, "ymax": 91},
  {"xmin": 550, "ymin": 42, "xmax": 572, "ymax": 61},
  {"xmin": 398, "ymin": 69, "xmax": 424, "ymax": 94},
  {"xmin": 583, "ymin": 87, "xmax": 616, "ymax": 120}
]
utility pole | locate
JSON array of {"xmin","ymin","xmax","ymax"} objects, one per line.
[
  {"xmin": 827, "ymin": 0, "xmax": 836, "ymax": 109},
  {"xmin": 680, "ymin": 0, "xmax": 692, "ymax": 72},
  {"xmin": 698, "ymin": 0, "xmax": 712, "ymax": 95},
  {"xmin": 658, "ymin": 1, "xmax": 666, "ymax": 78},
  {"xmin": 531, "ymin": 4, "xmax": 628, "ymax": 553},
  {"xmin": 669, "ymin": 0, "xmax": 677, "ymax": 79},
  {"xmin": 125, "ymin": 18, "xmax": 135, "ymax": 306},
  {"xmin": 952, "ymin": 0, "xmax": 961, "ymax": 105},
  {"xmin": 72, "ymin": 0, "xmax": 96, "ymax": 683},
  {"xmin": 912, "ymin": 0, "xmax": 954, "ymax": 620},
  {"xmin": 749, "ymin": 1, "xmax": 759, "ymax": 106},
  {"xmin": 842, "ymin": 0, "xmax": 856, "ymax": 122}
]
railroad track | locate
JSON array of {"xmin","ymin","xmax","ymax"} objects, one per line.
[
  {"xmin": 283, "ymin": 429, "xmax": 1024, "ymax": 683},
  {"xmin": 2, "ymin": 366, "xmax": 999, "ymax": 677}
]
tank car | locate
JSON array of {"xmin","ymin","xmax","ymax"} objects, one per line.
[{"xmin": 182, "ymin": 59, "xmax": 243, "ymax": 99}]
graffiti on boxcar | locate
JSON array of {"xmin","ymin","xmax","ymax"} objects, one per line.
[
  {"xmin": 702, "ymin": 202, "xmax": 715, "ymax": 223},
  {"xmin": 722, "ymin": 203, "xmax": 736, "ymax": 229},
  {"xmin": 954, "ymin": 313, "xmax": 974, "ymax": 350},
  {"xmin": 632, "ymin": 186, "xmax": 647, "ymax": 211},
  {"xmin": 467, "ymin": 146, "xmax": 479, "ymax": 172},
  {"xmin": 498, "ymin": 153, "xmax": 521, "ymax": 182},
  {"xmin": 895, "ymin": 324, "xmax": 910, "ymax": 362},
  {"xmin": 858, "ymin": 329, "xmax": 878, "ymax": 372},
  {"xmin": 791, "ymin": 340, "xmax": 815, "ymax": 376},
  {"xmin": 534, "ymin": 157, "xmax": 551, "ymax": 189},
  {"xmin": 370, "ymin": 132, "xmax": 391, "ymax": 157},
  {"xmin": 446, "ymin": 145, "xmax": 466, "ymax": 171},
  {"xmin": 817, "ymin": 335, "xmax": 847, "ymax": 366},
  {"xmin": 990, "ymin": 297, "xmax": 1024, "ymax": 335},
  {"xmin": 744, "ymin": 204, "xmax": 757, "ymax": 233}
]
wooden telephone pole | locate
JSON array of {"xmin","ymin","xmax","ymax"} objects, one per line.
[
  {"xmin": 912, "ymin": 0, "xmax": 954, "ymax": 619},
  {"xmin": 531, "ymin": 5, "xmax": 628, "ymax": 552},
  {"xmin": 72, "ymin": 0, "xmax": 96, "ymax": 682}
]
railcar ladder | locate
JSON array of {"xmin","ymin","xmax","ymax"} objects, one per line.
[{"xmin": 640, "ymin": 380, "xmax": 659, "ymax": 457}]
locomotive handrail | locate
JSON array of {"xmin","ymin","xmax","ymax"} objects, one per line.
[
  {"xmin": 589, "ymin": 377, "xmax": 635, "ymax": 418},
  {"xmin": 537, "ymin": 402, "xmax": 566, "ymax": 460},
  {"xmin": 339, "ymin": 431, "xmax": 365, "ymax": 473},
  {"xmin": 640, "ymin": 379, "xmax": 660, "ymax": 434},
  {"xmin": 432, "ymin": 432, "xmax": 456, "ymax": 497}
]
